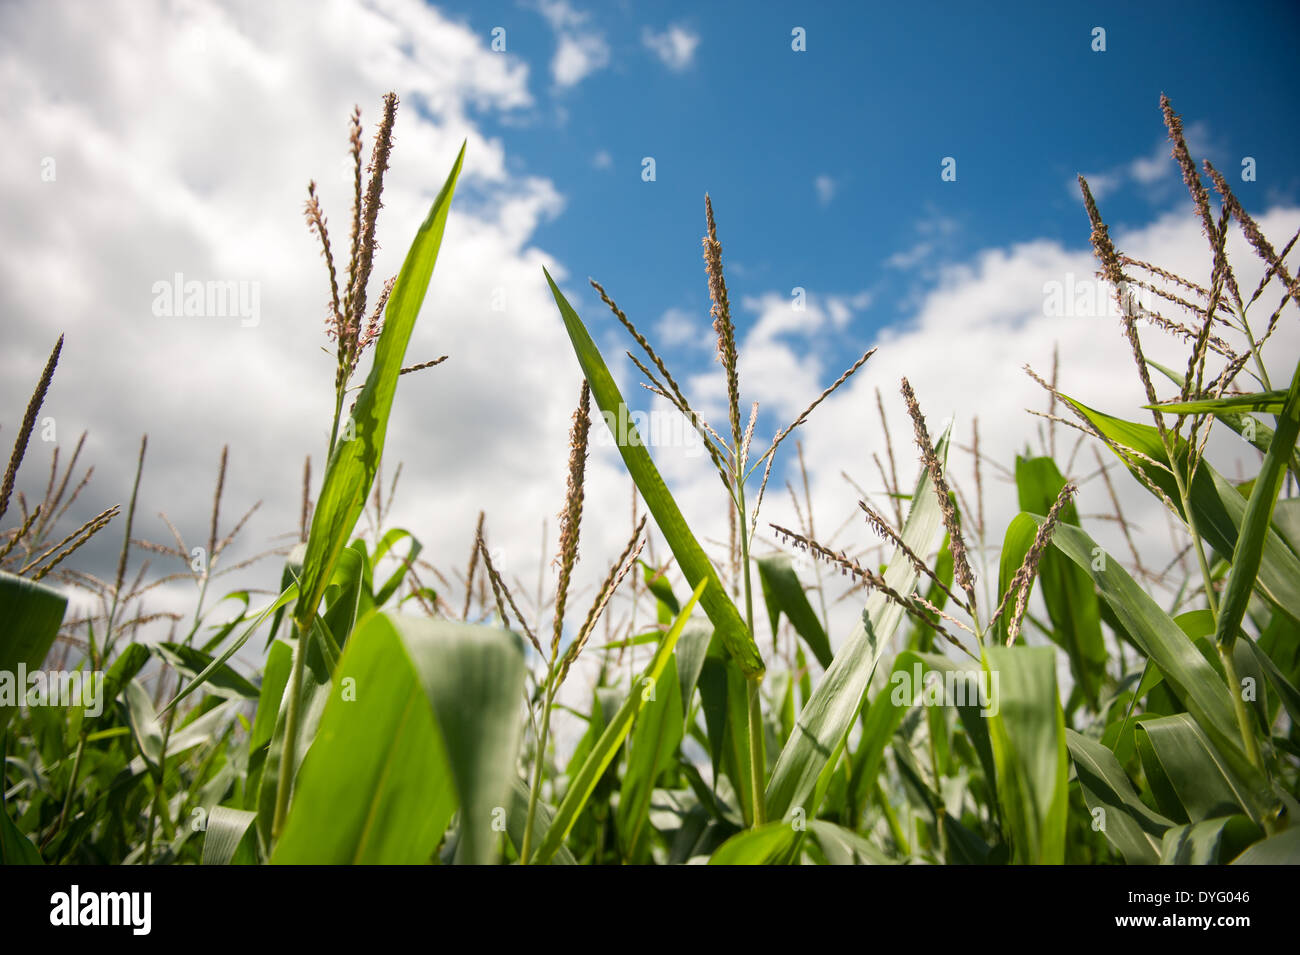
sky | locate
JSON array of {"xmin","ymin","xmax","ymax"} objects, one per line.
[{"xmin": 2, "ymin": 0, "xmax": 1298, "ymax": 690}]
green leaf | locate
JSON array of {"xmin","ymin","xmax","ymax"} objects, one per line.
[
  {"xmin": 0, "ymin": 570, "xmax": 67, "ymax": 732},
  {"xmin": 984, "ymin": 646, "xmax": 1068, "ymax": 864},
  {"xmin": 1160, "ymin": 815, "xmax": 1260, "ymax": 864},
  {"xmin": 1147, "ymin": 359, "xmax": 1299, "ymax": 480},
  {"xmin": 1066, "ymin": 728, "xmax": 1171, "ymax": 865},
  {"xmin": 1136, "ymin": 714, "xmax": 1269, "ymax": 823},
  {"xmin": 848, "ymin": 651, "xmax": 995, "ymax": 825},
  {"xmin": 615, "ymin": 623, "xmax": 711, "ymax": 862},
  {"xmin": 1013, "ymin": 457, "xmax": 1106, "ymax": 707},
  {"xmin": 1064, "ymin": 395, "xmax": 1300, "ymax": 625},
  {"xmin": 757, "ymin": 554, "xmax": 833, "ymax": 668},
  {"xmin": 1230, "ymin": 824, "xmax": 1300, "ymax": 863},
  {"xmin": 371, "ymin": 528, "xmax": 422, "ymax": 607},
  {"xmin": 1146, "ymin": 391, "xmax": 1288, "ymax": 415},
  {"xmin": 1215, "ymin": 356, "xmax": 1300, "ymax": 650},
  {"xmin": 255, "ymin": 627, "xmax": 334, "ymax": 848},
  {"xmin": 295, "ymin": 144, "xmax": 465, "ymax": 631},
  {"xmin": 544, "ymin": 270, "xmax": 762, "ymax": 678},
  {"xmin": 615, "ymin": 654, "xmax": 682, "ymax": 862},
  {"xmin": 124, "ymin": 679, "xmax": 163, "ymax": 773},
  {"xmin": 272, "ymin": 612, "xmax": 524, "ymax": 864},
  {"xmin": 154, "ymin": 643, "xmax": 259, "ymax": 700},
  {"xmin": 707, "ymin": 820, "xmax": 799, "ymax": 864},
  {"xmin": 0, "ymin": 801, "xmax": 43, "ymax": 865},
  {"xmin": 1045, "ymin": 522, "xmax": 1246, "ymax": 765},
  {"xmin": 201, "ymin": 807, "xmax": 258, "ymax": 865},
  {"xmin": 250, "ymin": 640, "xmax": 292, "ymax": 753},
  {"xmin": 532, "ymin": 578, "xmax": 706, "ymax": 865},
  {"xmin": 765, "ymin": 432, "xmax": 949, "ymax": 823},
  {"xmin": 506, "ymin": 779, "xmax": 576, "ymax": 865},
  {"xmin": 641, "ymin": 560, "xmax": 680, "ymax": 617},
  {"xmin": 126, "ymin": 699, "xmax": 238, "ymax": 777},
  {"xmin": 707, "ymin": 819, "xmax": 894, "ymax": 865},
  {"xmin": 806, "ymin": 820, "xmax": 896, "ymax": 865},
  {"xmin": 165, "ymin": 579, "xmax": 300, "ymax": 712}
]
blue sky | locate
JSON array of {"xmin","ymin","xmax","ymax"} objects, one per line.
[{"xmin": 442, "ymin": 0, "xmax": 1300, "ymax": 375}]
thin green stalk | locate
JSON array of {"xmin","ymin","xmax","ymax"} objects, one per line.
[
  {"xmin": 745, "ymin": 679, "xmax": 765, "ymax": 826},
  {"xmin": 272, "ymin": 619, "xmax": 309, "ymax": 841},
  {"xmin": 1168, "ymin": 451, "xmax": 1220, "ymax": 619},
  {"xmin": 326, "ymin": 387, "xmax": 345, "ymax": 465},
  {"xmin": 521, "ymin": 664, "xmax": 557, "ymax": 864},
  {"xmin": 735, "ymin": 472, "xmax": 765, "ymax": 826},
  {"xmin": 145, "ymin": 567, "xmax": 209, "ymax": 864},
  {"xmin": 51, "ymin": 439, "xmax": 147, "ymax": 849},
  {"xmin": 1235, "ymin": 304, "xmax": 1273, "ymax": 392},
  {"xmin": 875, "ymin": 779, "xmax": 909, "ymax": 854},
  {"xmin": 1163, "ymin": 425, "xmax": 1268, "ymax": 773},
  {"xmin": 1218, "ymin": 643, "xmax": 1264, "ymax": 774}
]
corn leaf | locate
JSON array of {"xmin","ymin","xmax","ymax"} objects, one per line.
[
  {"xmin": 533, "ymin": 578, "xmax": 706, "ymax": 864},
  {"xmin": 1063, "ymin": 395, "xmax": 1300, "ymax": 625},
  {"xmin": 757, "ymin": 554, "xmax": 833, "ymax": 668},
  {"xmin": 201, "ymin": 807, "xmax": 258, "ymax": 865},
  {"xmin": 544, "ymin": 270, "xmax": 763, "ymax": 678},
  {"xmin": 1066, "ymin": 728, "xmax": 1171, "ymax": 864},
  {"xmin": 1013, "ymin": 457, "xmax": 1107, "ymax": 708},
  {"xmin": 295, "ymin": 144, "xmax": 465, "ymax": 631},
  {"xmin": 1215, "ymin": 356, "xmax": 1300, "ymax": 649},
  {"xmin": 0, "ymin": 570, "xmax": 67, "ymax": 732},
  {"xmin": 765, "ymin": 432, "xmax": 949, "ymax": 823},
  {"xmin": 273, "ymin": 612, "xmax": 524, "ymax": 864},
  {"xmin": 984, "ymin": 645, "xmax": 1069, "ymax": 864}
]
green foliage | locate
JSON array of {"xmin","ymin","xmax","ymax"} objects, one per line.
[{"xmin": 2, "ymin": 98, "xmax": 1297, "ymax": 867}]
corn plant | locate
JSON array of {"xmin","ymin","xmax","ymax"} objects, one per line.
[{"xmin": 1, "ymin": 94, "xmax": 1297, "ymax": 866}]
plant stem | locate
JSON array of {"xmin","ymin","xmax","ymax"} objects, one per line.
[
  {"xmin": 521, "ymin": 667, "xmax": 556, "ymax": 864},
  {"xmin": 271, "ymin": 620, "xmax": 309, "ymax": 841},
  {"xmin": 1218, "ymin": 643, "xmax": 1265, "ymax": 773},
  {"xmin": 735, "ymin": 472, "xmax": 766, "ymax": 826},
  {"xmin": 1165, "ymin": 434, "xmax": 1267, "ymax": 771},
  {"xmin": 746, "ymin": 678, "xmax": 766, "ymax": 826},
  {"xmin": 326, "ymin": 386, "xmax": 345, "ymax": 464},
  {"xmin": 1169, "ymin": 451, "xmax": 1220, "ymax": 619}
]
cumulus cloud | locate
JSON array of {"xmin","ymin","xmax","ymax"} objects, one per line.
[
  {"xmin": 642, "ymin": 25, "xmax": 700, "ymax": 71},
  {"xmin": 538, "ymin": 0, "xmax": 609, "ymax": 88},
  {"xmin": 0, "ymin": 0, "xmax": 639, "ymax": 655}
]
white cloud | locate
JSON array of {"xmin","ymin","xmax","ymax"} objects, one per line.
[
  {"xmin": 814, "ymin": 174, "xmax": 836, "ymax": 206},
  {"xmin": 642, "ymin": 25, "xmax": 700, "ymax": 71},
  {"xmin": 1076, "ymin": 170, "xmax": 1121, "ymax": 201},
  {"xmin": 784, "ymin": 205, "xmax": 1300, "ymax": 645},
  {"xmin": 593, "ymin": 149, "xmax": 613, "ymax": 170},
  {"xmin": 552, "ymin": 33, "xmax": 609, "ymax": 88},
  {"xmin": 654, "ymin": 307, "xmax": 708, "ymax": 348},
  {"xmin": 1076, "ymin": 121, "xmax": 1214, "ymax": 198},
  {"xmin": 538, "ymin": 0, "xmax": 608, "ymax": 88},
  {"xmin": 0, "ymin": 0, "xmax": 644, "ymax": 667},
  {"xmin": 885, "ymin": 211, "xmax": 960, "ymax": 269},
  {"xmin": 615, "ymin": 205, "xmax": 1298, "ymax": 667}
]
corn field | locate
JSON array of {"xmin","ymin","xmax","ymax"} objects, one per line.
[{"xmin": 2, "ymin": 91, "xmax": 1298, "ymax": 874}]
